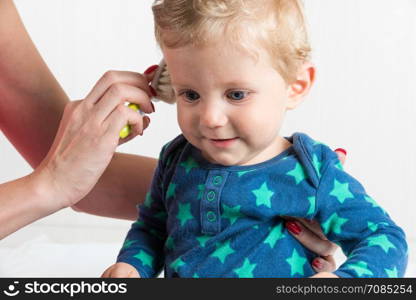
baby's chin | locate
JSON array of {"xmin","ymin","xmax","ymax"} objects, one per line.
[
  {"xmin": 200, "ymin": 150, "xmax": 235, "ymax": 166},
  {"xmin": 201, "ymin": 150, "xmax": 254, "ymax": 167}
]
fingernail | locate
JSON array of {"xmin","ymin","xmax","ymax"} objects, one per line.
[
  {"xmin": 144, "ymin": 117, "xmax": 151, "ymax": 129},
  {"xmin": 151, "ymin": 102, "xmax": 155, "ymax": 112},
  {"xmin": 334, "ymin": 148, "xmax": 347, "ymax": 156},
  {"xmin": 144, "ymin": 65, "xmax": 159, "ymax": 75},
  {"xmin": 149, "ymin": 86, "xmax": 157, "ymax": 97},
  {"xmin": 312, "ymin": 259, "xmax": 322, "ymax": 269},
  {"xmin": 286, "ymin": 221, "xmax": 302, "ymax": 235}
]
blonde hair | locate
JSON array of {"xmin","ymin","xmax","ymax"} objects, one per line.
[{"xmin": 152, "ymin": 0, "xmax": 311, "ymax": 83}]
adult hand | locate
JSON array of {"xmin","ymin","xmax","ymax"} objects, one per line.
[
  {"xmin": 284, "ymin": 148, "xmax": 347, "ymax": 274},
  {"xmin": 33, "ymin": 67, "xmax": 158, "ymax": 212}
]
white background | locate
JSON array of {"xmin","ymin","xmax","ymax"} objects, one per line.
[{"xmin": 0, "ymin": 0, "xmax": 415, "ymax": 277}]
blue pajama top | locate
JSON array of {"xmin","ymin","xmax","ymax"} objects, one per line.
[{"xmin": 117, "ymin": 132, "xmax": 408, "ymax": 278}]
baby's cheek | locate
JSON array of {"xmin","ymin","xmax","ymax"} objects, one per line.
[
  {"xmin": 177, "ymin": 108, "xmax": 193, "ymax": 131},
  {"xmin": 242, "ymin": 110, "xmax": 277, "ymax": 133},
  {"xmin": 243, "ymin": 112, "xmax": 285, "ymax": 148}
]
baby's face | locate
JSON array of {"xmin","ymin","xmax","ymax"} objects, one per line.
[{"xmin": 163, "ymin": 43, "xmax": 294, "ymax": 166}]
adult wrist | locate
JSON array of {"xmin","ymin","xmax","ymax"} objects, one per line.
[{"xmin": 26, "ymin": 167, "xmax": 67, "ymax": 215}]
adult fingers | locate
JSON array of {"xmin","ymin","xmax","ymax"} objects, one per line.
[
  {"xmin": 285, "ymin": 220, "xmax": 338, "ymax": 257},
  {"xmin": 283, "ymin": 216, "xmax": 328, "ymax": 240},
  {"xmin": 334, "ymin": 148, "xmax": 347, "ymax": 165},
  {"xmin": 118, "ymin": 115, "xmax": 151, "ymax": 145},
  {"xmin": 103, "ymin": 103, "xmax": 144, "ymax": 140},
  {"xmin": 295, "ymin": 218, "xmax": 328, "ymax": 240},
  {"xmin": 312, "ymin": 255, "xmax": 337, "ymax": 273},
  {"xmin": 85, "ymin": 70, "xmax": 154, "ymax": 105},
  {"xmin": 93, "ymin": 83, "xmax": 153, "ymax": 123},
  {"xmin": 143, "ymin": 64, "xmax": 159, "ymax": 82}
]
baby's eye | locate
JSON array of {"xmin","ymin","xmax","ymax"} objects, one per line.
[
  {"xmin": 183, "ymin": 90, "xmax": 200, "ymax": 102},
  {"xmin": 227, "ymin": 90, "xmax": 248, "ymax": 101}
]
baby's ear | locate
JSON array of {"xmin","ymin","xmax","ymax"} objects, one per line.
[{"xmin": 286, "ymin": 62, "xmax": 315, "ymax": 110}]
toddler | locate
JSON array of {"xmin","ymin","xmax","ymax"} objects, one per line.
[{"xmin": 104, "ymin": 0, "xmax": 407, "ymax": 277}]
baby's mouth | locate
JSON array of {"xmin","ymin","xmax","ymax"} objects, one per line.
[
  {"xmin": 211, "ymin": 138, "xmax": 237, "ymax": 141},
  {"xmin": 208, "ymin": 137, "xmax": 239, "ymax": 148}
]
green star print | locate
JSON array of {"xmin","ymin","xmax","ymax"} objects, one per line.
[
  {"xmin": 133, "ymin": 219, "xmax": 144, "ymax": 227},
  {"xmin": 286, "ymin": 162, "xmax": 307, "ymax": 184},
  {"xmin": 367, "ymin": 221, "xmax": 388, "ymax": 232},
  {"xmin": 252, "ymin": 182, "xmax": 274, "ymax": 208},
  {"xmin": 176, "ymin": 203, "xmax": 193, "ymax": 226},
  {"xmin": 384, "ymin": 267, "xmax": 398, "ymax": 278},
  {"xmin": 286, "ymin": 249, "xmax": 307, "ymax": 276},
  {"xmin": 133, "ymin": 250, "xmax": 154, "ymax": 268},
  {"xmin": 321, "ymin": 212, "xmax": 348, "ymax": 235},
  {"xmin": 365, "ymin": 196, "xmax": 386, "ymax": 214},
  {"xmin": 312, "ymin": 154, "xmax": 322, "ymax": 177},
  {"xmin": 196, "ymin": 236, "xmax": 210, "ymax": 247},
  {"xmin": 329, "ymin": 179, "xmax": 354, "ymax": 203},
  {"xmin": 170, "ymin": 257, "xmax": 185, "ymax": 272},
  {"xmin": 367, "ymin": 234, "xmax": 396, "ymax": 253},
  {"xmin": 122, "ymin": 239, "xmax": 136, "ymax": 250},
  {"xmin": 345, "ymin": 261, "xmax": 373, "ymax": 277},
  {"xmin": 180, "ymin": 157, "xmax": 199, "ymax": 174},
  {"xmin": 197, "ymin": 184, "xmax": 205, "ymax": 200},
  {"xmin": 264, "ymin": 223, "xmax": 286, "ymax": 248},
  {"xmin": 165, "ymin": 236, "xmax": 174, "ymax": 250},
  {"xmin": 155, "ymin": 211, "xmax": 167, "ymax": 221},
  {"xmin": 234, "ymin": 258, "xmax": 257, "ymax": 278},
  {"xmin": 166, "ymin": 183, "xmax": 177, "ymax": 199},
  {"xmin": 222, "ymin": 204, "xmax": 244, "ymax": 225},
  {"xmin": 143, "ymin": 192, "xmax": 153, "ymax": 208},
  {"xmin": 211, "ymin": 240, "xmax": 235, "ymax": 263},
  {"xmin": 306, "ymin": 196, "xmax": 316, "ymax": 216}
]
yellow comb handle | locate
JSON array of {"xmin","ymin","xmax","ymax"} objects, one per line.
[{"xmin": 119, "ymin": 103, "xmax": 140, "ymax": 139}]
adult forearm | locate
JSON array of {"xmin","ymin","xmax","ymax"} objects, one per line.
[
  {"xmin": 72, "ymin": 153, "xmax": 158, "ymax": 220},
  {"xmin": 0, "ymin": 2, "xmax": 159, "ymax": 221},
  {"xmin": 0, "ymin": 171, "xmax": 60, "ymax": 239},
  {"xmin": 0, "ymin": 0, "xmax": 69, "ymax": 168}
]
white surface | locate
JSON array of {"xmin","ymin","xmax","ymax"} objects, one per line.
[
  {"xmin": 0, "ymin": 228, "xmax": 414, "ymax": 277},
  {"xmin": 0, "ymin": 236, "xmax": 120, "ymax": 277},
  {"xmin": 0, "ymin": 0, "xmax": 414, "ymax": 276}
]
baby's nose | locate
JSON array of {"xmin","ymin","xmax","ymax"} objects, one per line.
[{"xmin": 199, "ymin": 103, "xmax": 228, "ymax": 129}]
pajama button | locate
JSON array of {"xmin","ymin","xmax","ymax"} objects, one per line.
[
  {"xmin": 207, "ymin": 211, "xmax": 216, "ymax": 222},
  {"xmin": 213, "ymin": 175, "xmax": 223, "ymax": 186},
  {"xmin": 207, "ymin": 190, "xmax": 216, "ymax": 202}
]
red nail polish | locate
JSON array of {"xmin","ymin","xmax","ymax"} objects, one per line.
[
  {"xmin": 334, "ymin": 148, "xmax": 347, "ymax": 156},
  {"xmin": 144, "ymin": 65, "xmax": 159, "ymax": 75},
  {"xmin": 312, "ymin": 259, "xmax": 322, "ymax": 269},
  {"xmin": 286, "ymin": 222, "xmax": 302, "ymax": 235},
  {"xmin": 149, "ymin": 86, "xmax": 157, "ymax": 97}
]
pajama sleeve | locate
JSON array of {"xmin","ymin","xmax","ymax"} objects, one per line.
[
  {"xmin": 314, "ymin": 154, "xmax": 408, "ymax": 278},
  {"xmin": 116, "ymin": 147, "xmax": 168, "ymax": 278}
]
